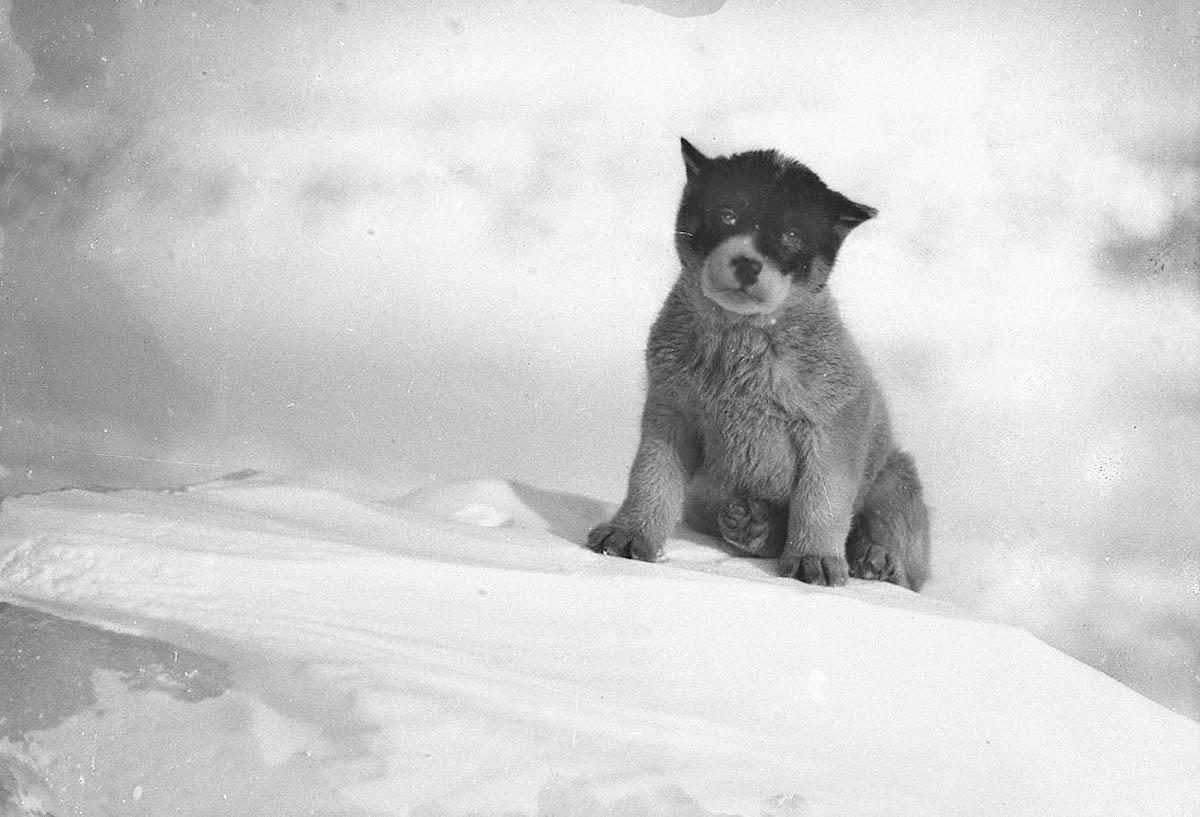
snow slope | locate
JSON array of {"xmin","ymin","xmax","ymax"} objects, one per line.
[
  {"xmin": 2, "ymin": 472, "xmax": 1197, "ymax": 816},
  {"xmin": 2, "ymin": 0, "xmax": 1198, "ymax": 722}
]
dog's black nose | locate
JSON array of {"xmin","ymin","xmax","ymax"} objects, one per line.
[{"xmin": 731, "ymin": 255, "xmax": 762, "ymax": 286}]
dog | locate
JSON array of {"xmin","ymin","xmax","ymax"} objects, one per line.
[{"xmin": 587, "ymin": 139, "xmax": 930, "ymax": 589}]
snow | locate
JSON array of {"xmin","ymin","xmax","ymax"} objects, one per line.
[
  {"xmin": 1, "ymin": 472, "xmax": 1197, "ymax": 815},
  {"xmin": 1, "ymin": 0, "xmax": 1199, "ymax": 811}
]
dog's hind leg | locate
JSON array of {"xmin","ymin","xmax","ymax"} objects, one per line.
[
  {"xmin": 847, "ymin": 450, "xmax": 931, "ymax": 590},
  {"xmin": 684, "ymin": 473, "xmax": 786, "ymax": 557}
]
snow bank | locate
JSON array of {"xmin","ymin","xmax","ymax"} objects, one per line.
[
  {"xmin": 1, "ymin": 0, "xmax": 1197, "ymax": 730},
  {"xmin": 1, "ymin": 474, "xmax": 1196, "ymax": 815}
]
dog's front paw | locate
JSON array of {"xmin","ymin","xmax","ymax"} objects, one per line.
[
  {"xmin": 780, "ymin": 552, "xmax": 848, "ymax": 587},
  {"xmin": 718, "ymin": 498, "xmax": 775, "ymax": 555},
  {"xmin": 587, "ymin": 523, "xmax": 662, "ymax": 562}
]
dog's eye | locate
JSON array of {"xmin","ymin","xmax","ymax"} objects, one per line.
[
  {"xmin": 780, "ymin": 228, "xmax": 803, "ymax": 247},
  {"xmin": 718, "ymin": 208, "xmax": 739, "ymax": 226}
]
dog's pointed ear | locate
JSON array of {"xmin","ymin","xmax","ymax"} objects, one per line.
[
  {"xmin": 828, "ymin": 190, "xmax": 877, "ymax": 253},
  {"xmin": 681, "ymin": 138, "xmax": 710, "ymax": 180},
  {"xmin": 831, "ymin": 190, "xmax": 876, "ymax": 232}
]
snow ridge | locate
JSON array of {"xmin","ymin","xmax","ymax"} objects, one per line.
[{"xmin": 1, "ymin": 474, "xmax": 1197, "ymax": 815}]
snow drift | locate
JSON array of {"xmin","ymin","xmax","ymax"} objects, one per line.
[
  {"xmin": 1, "ymin": 3, "xmax": 1198, "ymax": 805},
  {"xmin": 1, "ymin": 472, "xmax": 1197, "ymax": 815},
  {"xmin": 2, "ymin": 0, "xmax": 1198, "ymax": 721}
]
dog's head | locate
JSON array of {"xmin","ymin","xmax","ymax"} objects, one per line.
[{"xmin": 674, "ymin": 138, "xmax": 876, "ymax": 316}]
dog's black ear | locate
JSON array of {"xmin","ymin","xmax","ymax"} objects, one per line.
[
  {"xmin": 681, "ymin": 138, "xmax": 710, "ymax": 180},
  {"xmin": 828, "ymin": 189, "xmax": 877, "ymax": 253},
  {"xmin": 830, "ymin": 190, "xmax": 876, "ymax": 231}
]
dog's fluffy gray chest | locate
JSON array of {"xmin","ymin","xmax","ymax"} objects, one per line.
[{"xmin": 686, "ymin": 335, "xmax": 806, "ymax": 501}]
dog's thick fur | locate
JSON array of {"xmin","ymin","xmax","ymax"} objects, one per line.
[{"xmin": 587, "ymin": 139, "xmax": 930, "ymax": 589}]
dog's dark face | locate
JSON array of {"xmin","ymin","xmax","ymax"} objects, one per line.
[{"xmin": 674, "ymin": 138, "xmax": 876, "ymax": 316}]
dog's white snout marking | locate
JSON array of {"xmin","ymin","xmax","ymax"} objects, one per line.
[{"xmin": 701, "ymin": 235, "xmax": 790, "ymax": 315}]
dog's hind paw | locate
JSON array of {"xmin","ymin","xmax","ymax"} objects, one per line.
[
  {"xmin": 850, "ymin": 544, "xmax": 903, "ymax": 585},
  {"xmin": 718, "ymin": 498, "xmax": 776, "ymax": 555}
]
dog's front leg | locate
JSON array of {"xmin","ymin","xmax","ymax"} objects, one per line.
[
  {"xmin": 587, "ymin": 395, "xmax": 697, "ymax": 562},
  {"xmin": 779, "ymin": 426, "xmax": 860, "ymax": 586}
]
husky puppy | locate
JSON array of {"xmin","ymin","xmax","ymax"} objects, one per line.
[{"xmin": 587, "ymin": 139, "xmax": 930, "ymax": 589}]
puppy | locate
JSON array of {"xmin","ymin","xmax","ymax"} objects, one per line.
[{"xmin": 587, "ymin": 139, "xmax": 930, "ymax": 589}]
